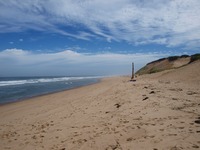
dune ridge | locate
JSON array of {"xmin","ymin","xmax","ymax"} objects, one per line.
[{"xmin": 136, "ymin": 53, "xmax": 200, "ymax": 75}]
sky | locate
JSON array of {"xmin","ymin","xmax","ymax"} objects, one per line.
[{"xmin": 0, "ymin": 0, "xmax": 200, "ymax": 77}]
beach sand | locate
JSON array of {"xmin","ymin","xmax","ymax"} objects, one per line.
[{"xmin": 0, "ymin": 61, "xmax": 200, "ymax": 150}]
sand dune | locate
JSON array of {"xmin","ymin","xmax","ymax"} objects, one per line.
[
  {"xmin": 136, "ymin": 54, "xmax": 199, "ymax": 75},
  {"xmin": 158, "ymin": 60, "xmax": 200, "ymax": 84},
  {"xmin": 0, "ymin": 62, "xmax": 200, "ymax": 150}
]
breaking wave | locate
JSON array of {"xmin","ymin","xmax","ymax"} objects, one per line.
[{"xmin": 0, "ymin": 76, "xmax": 102, "ymax": 87}]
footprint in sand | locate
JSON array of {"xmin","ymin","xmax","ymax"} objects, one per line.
[
  {"xmin": 169, "ymin": 88, "xmax": 183, "ymax": 91},
  {"xmin": 159, "ymin": 129, "xmax": 164, "ymax": 131},
  {"xmin": 143, "ymin": 97, "xmax": 149, "ymax": 101},
  {"xmin": 192, "ymin": 145, "xmax": 199, "ymax": 149},
  {"xmin": 57, "ymin": 129, "xmax": 62, "ymax": 131},
  {"xmin": 149, "ymin": 91, "xmax": 155, "ymax": 94},
  {"xmin": 114, "ymin": 103, "xmax": 121, "ymax": 108},
  {"xmin": 194, "ymin": 119, "xmax": 200, "ymax": 124},
  {"xmin": 126, "ymin": 137, "xmax": 134, "ymax": 141},
  {"xmin": 72, "ymin": 139, "xmax": 87, "ymax": 144},
  {"xmin": 187, "ymin": 91, "xmax": 198, "ymax": 95}
]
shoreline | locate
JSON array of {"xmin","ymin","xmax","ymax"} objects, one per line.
[
  {"xmin": 0, "ymin": 78, "xmax": 102, "ymax": 106},
  {"xmin": 0, "ymin": 74, "xmax": 200, "ymax": 150}
]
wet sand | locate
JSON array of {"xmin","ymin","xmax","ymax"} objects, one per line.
[{"xmin": 0, "ymin": 61, "xmax": 200, "ymax": 150}]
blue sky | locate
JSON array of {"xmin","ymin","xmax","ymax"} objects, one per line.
[{"xmin": 0, "ymin": 0, "xmax": 200, "ymax": 76}]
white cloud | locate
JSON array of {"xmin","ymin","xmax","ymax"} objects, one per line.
[
  {"xmin": 0, "ymin": 48, "xmax": 166, "ymax": 77},
  {"xmin": 19, "ymin": 38, "xmax": 23, "ymax": 42},
  {"xmin": 0, "ymin": 0, "xmax": 200, "ymax": 49}
]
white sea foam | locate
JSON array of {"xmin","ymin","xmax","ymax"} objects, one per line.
[{"xmin": 0, "ymin": 76, "xmax": 102, "ymax": 87}]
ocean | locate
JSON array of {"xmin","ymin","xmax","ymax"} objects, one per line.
[{"xmin": 0, "ymin": 76, "xmax": 102, "ymax": 104}]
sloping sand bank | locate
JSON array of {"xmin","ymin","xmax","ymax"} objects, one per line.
[{"xmin": 0, "ymin": 61, "xmax": 200, "ymax": 150}]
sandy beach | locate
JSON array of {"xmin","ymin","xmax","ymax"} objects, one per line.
[{"xmin": 0, "ymin": 61, "xmax": 200, "ymax": 150}]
